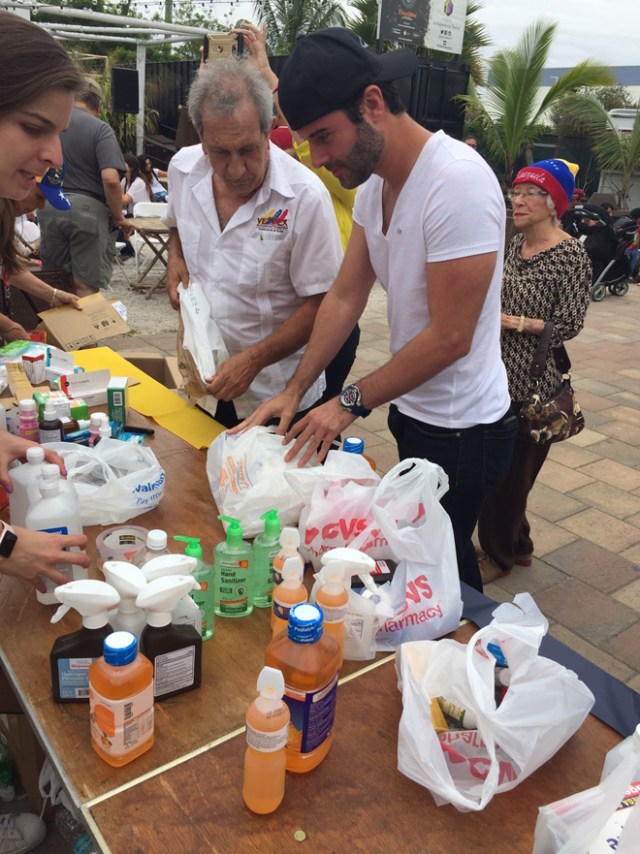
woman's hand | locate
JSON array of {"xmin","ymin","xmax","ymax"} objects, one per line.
[
  {"xmin": 0, "ymin": 318, "xmax": 29, "ymax": 342},
  {"xmin": 0, "ymin": 526, "xmax": 89, "ymax": 593},
  {"xmin": 0, "ymin": 434, "xmax": 67, "ymax": 492},
  {"xmin": 51, "ymin": 289, "xmax": 82, "ymax": 311}
]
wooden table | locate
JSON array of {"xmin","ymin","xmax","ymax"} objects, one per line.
[
  {"xmin": 128, "ymin": 216, "xmax": 169, "ymax": 298},
  {"xmin": 0, "ymin": 413, "xmax": 624, "ymax": 853}
]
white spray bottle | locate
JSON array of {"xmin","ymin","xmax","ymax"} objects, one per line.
[
  {"xmin": 103, "ymin": 561, "xmax": 147, "ymax": 638},
  {"xmin": 136, "ymin": 575, "xmax": 202, "ymax": 700},
  {"xmin": 26, "ymin": 466, "xmax": 86, "ymax": 605},
  {"xmin": 141, "ymin": 554, "xmax": 202, "ymax": 636},
  {"xmin": 49, "ymin": 580, "xmax": 120, "ymax": 703}
]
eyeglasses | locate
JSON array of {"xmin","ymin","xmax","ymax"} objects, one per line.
[{"xmin": 508, "ymin": 189, "xmax": 549, "ymax": 201}]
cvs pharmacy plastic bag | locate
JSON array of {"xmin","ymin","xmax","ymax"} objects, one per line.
[
  {"xmin": 396, "ymin": 593, "xmax": 595, "ymax": 811},
  {"xmin": 366, "ymin": 458, "xmax": 462, "ymax": 648},
  {"xmin": 285, "ymin": 450, "xmax": 390, "ymax": 569},
  {"xmin": 177, "ymin": 281, "xmax": 229, "ymax": 417},
  {"xmin": 50, "ymin": 439, "xmax": 165, "ymax": 525},
  {"xmin": 207, "ymin": 426, "xmax": 306, "ymax": 536},
  {"xmin": 533, "ymin": 738, "xmax": 640, "ymax": 853}
]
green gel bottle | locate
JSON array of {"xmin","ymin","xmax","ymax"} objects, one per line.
[
  {"xmin": 252, "ymin": 510, "xmax": 281, "ymax": 609},
  {"xmin": 214, "ymin": 516, "xmax": 253, "ymax": 618},
  {"xmin": 175, "ymin": 535, "xmax": 215, "ymax": 641}
]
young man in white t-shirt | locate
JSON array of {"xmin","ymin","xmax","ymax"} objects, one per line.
[{"xmin": 236, "ymin": 28, "xmax": 516, "ymax": 592}]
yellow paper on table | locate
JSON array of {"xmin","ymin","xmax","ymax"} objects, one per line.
[{"xmin": 73, "ymin": 347, "xmax": 224, "ymax": 449}]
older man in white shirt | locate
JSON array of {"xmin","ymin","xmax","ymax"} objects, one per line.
[{"xmin": 165, "ymin": 58, "xmax": 343, "ymax": 427}]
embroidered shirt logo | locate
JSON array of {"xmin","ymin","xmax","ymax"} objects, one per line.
[{"xmin": 256, "ymin": 207, "xmax": 289, "ymax": 233}]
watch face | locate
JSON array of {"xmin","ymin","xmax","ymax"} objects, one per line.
[
  {"xmin": 0, "ymin": 530, "xmax": 17, "ymax": 558},
  {"xmin": 341, "ymin": 385, "xmax": 360, "ymax": 407}
]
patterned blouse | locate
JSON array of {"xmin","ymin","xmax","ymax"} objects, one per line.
[{"xmin": 501, "ymin": 233, "xmax": 592, "ymax": 403}]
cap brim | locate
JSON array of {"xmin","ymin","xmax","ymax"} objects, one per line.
[
  {"xmin": 41, "ymin": 186, "xmax": 71, "ymax": 211},
  {"xmin": 374, "ymin": 47, "xmax": 418, "ymax": 83}
]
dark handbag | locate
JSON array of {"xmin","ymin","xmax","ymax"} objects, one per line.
[{"xmin": 518, "ymin": 321, "xmax": 585, "ymax": 445}]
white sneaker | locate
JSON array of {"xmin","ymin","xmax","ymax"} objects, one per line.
[{"xmin": 0, "ymin": 814, "xmax": 46, "ymax": 854}]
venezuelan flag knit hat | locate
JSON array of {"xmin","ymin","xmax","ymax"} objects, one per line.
[{"xmin": 512, "ymin": 159, "xmax": 575, "ymax": 218}]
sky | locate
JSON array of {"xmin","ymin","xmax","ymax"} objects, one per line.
[{"xmin": 475, "ymin": 0, "xmax": 640, "ymax": 68}]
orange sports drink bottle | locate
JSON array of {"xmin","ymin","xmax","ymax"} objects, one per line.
[
  {"xmin": 89, "ymin": 631, "xmax": 154, "ymax": 767},
  {"xmin": 271, "ymin": 556, "xmax": 308, "ymax": 637},
  {"xmin": 242, "ymin": 666, "xmax": 290, "ymax": 814},
  {"xmin": 314, "ymin": 561, "xmax": 349, "ymax": 668},
  {"xmin": 265, "ymin": 602, "xmax": 340, "ymax": 773}
]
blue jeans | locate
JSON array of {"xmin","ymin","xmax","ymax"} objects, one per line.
[{"xmin": 388, "ymin": 404, "xmax": 517, "ymax": 591}]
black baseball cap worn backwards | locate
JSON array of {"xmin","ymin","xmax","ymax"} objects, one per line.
[{"xmin": 278, "ymin": 27, "xmax": 418, "ymax": 131}]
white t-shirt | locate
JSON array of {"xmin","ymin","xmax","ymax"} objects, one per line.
[
  {"xmin": 165, "ymin": 143, "xmax": 343, "ymax": 417},
  {"xmin": 121, "ymin": 176, "xmax": 152, "ymax": 215},
  {"xmin": 352, "ymin": 130, "xmax": 509, "ymax": 428}
]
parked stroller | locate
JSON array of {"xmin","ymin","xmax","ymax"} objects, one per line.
[{"xmin": 569, "ymin": 204, "xmax": 636, "ymax": 302}]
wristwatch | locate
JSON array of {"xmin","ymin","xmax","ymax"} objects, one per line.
[
  {"xmin": 338, "ymin": 384, "xmax": 371, "ymax": 418},
  {"xmin": 0, "ymin": 521, "xmax": 18, "ymax": 559}
]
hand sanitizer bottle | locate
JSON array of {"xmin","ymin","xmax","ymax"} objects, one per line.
[
  {"xmin": 174, "ymin": 535, "xmax": 215, "ymax": 641},
  {"xmin": 243, "ymin": 666, "xmax": 289, "ymax": 814},
  {"xmin": 50, "ymin": 580, "xmax": 120, "ymax": 703},
  {"xmin": 213, "ymin": 516, "xmax": 253, "ymax": 618},
  {"xmin": 252, "ymin": 510, "xmax": 281, "ymax": 608}
]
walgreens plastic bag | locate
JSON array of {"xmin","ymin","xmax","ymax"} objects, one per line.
[
  {"xmin": 285, "ymin": 450, "xmax": 390, "ymax": 569},
  {"xmin": 49, "ymin": 439, "xmax": 165, "ymax": 525},
  {"xmin": 364, "ymin": 458, "xmax": 462, "ymax": 648},
  {"xmin": 207, "ymin": 426, "xmax": 306, "ymax": 536},
  {"xmin": 177, "ymin": 281, "xmax": 229, "ymax": 417},
  {"xmin": 396, "ymin": 593, "xmax": 595, "ymax": 812}
]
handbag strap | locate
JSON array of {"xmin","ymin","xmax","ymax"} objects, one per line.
[{"xmin": 527, "ymin": 321, "xmax": 572, "ymax": 384}]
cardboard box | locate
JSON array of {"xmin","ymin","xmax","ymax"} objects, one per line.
[
  {"xmin": 60, "ymin": 368, "xmax": 111, "ymax": 407},
  {"xmin": 107, "ymin": 376, "xmax": 128, "ymax": 423},
  {"xmin": 120, "ymin": 352, "xmax": 183, "ymax": 390},
  {"xmin": 38, "ymin": 293, "xmax": 129, "ymax": 351}
]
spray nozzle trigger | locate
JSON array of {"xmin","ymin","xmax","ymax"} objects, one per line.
[{"xmin": 50, "ymin": 604, "xmax": 71, "ymax": 625}]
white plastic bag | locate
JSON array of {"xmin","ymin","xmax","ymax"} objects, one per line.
[
  {"xmin": 367, "ymin": 458, "xmax": 462, "ymax": 648},
  {"xmin": 533, "ymin": 739, "xmax": 640, "ymax": 853},
  {"xmin": 396, "ymin": 593, "xmax": 595, "ymax": 811},
  {"xmin": 207, "ymin": 426, "xmax": 306, "ymax": 536},
  {"xmin": 49, "ymin": 439, "xmax": 165, "ymax": 525},
  {"xmin": 285, "ymin": 450, "xmax": 389, "ymax": 569},
  {"xmin": 177, "ymin": 281, "xmax": 229, "ymax": 417}
]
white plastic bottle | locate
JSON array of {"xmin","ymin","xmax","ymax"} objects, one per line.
[
  {"xmin": 8, "ymin": 446, "xmax": 46, "ymax": 527},
  {"xmin": 141, "ymin": 553, "xmax": 201, "ymax": 636},
  {"xmin": 132, "ymin": 529, "xmax": 170, "ymax": 568},
  {"xmin": 25, "ymin": 469, "xmax": 87, "ymax": 605},
  {"xmin": 103, "ymin": 561, "xmax": 148, "ymax": 638},
  {"xmin": 601, "ymin": 724, "xmax": 640, "ymax": 780}
]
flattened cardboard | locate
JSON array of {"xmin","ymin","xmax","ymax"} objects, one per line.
[{"xmin": 38, "ymin": 293, "xmax": 129, "ymax": 351}]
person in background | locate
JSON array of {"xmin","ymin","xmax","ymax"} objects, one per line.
[
  {"xmin": 477, "ymin": 160, "xmax": 591, "ymax": 584},
  {"xmin": 235, "ymin": 28, "xmax": 517, "ymax": 592},
  {"xmin": 0, "ymin": 14, "xmax": 89, "ymax": 851},
  {"xmin": 626, "ymin": 207, "xmax": 640, "ymax": 283},
  {"xmin": 140, "ymin": 154, "xmax": 168, "ymax": 201},
  {"xmin": 38, "ymin": 78, "xmax": 128, "ymax": 296},
  {"xmin": 561, "ymin": 186, "xmax": 586, "ymax": 237},
  {"xmin": 122, "ymin": 152, "xmax": 154, "ymax": 213},
  {"xmin": 463, "ymin": 136, "xmax": 478, "ymax": 150}
]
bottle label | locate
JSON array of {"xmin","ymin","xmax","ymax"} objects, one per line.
[
  {"xmin": 89, "ymin": 683, "xmax": 154, "ymax": 757},
  {"xmin": 153, "ymin": 645, "xmax": 196, "ymax": 697},
  {"xmin": 216, "ymin": 558, "xmax": 250, "ymax": 615},
  {"xmin": 255, "ymin": 546, "xmax": 279, "ymax": 598},
  {"xmin": 586, "ymin": 781, "xmax": 640, "ymax": 853},
  {"xmin": 246, "ymin": 721, "xmax": 289, "ymax": 753},
  {"xmin": 190, "ymin": 589, "xmax": 215, "ymax": 638},
  {"xmin": 57, "ymin": 658, "xmax": 94, "ymax": 700},
  {"xmin": 272, "ymin": 597, "xmax": 298, "ymax": 622},
  {"xmin": 39, "ymin": 427, "xmax": 64, "ymax": 443},
  {"xmin": 318, "ymin": 602, "xmax": 347, "ymax": 624},
  {"xmin": 283, "ymin": 672, "xmax": 338, "ymax": 755}
]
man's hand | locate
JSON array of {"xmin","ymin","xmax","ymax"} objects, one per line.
[
  {"xmin": 233, "ymin": 22, "xmax": 271, "ymax": 75},
  {"xmin": 1, "ymin": 527, "xmax": 89, "ymax": 593},
  {"xmin": 229, "ymin": 387, "xmax": 302, "ymax": 436},
  {"xmin": 0, "ymin": 435, "xmax": 67, "ymax": 492},
  {"xmin": 204, "ymin": 351, "xmax": 260, "ymax": 402},
  {"xmin": 283, "ymin": 398, "xmax": 356, "ymax": 466}
]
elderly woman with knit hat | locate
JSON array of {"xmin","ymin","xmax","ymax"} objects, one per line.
[{"xmin": 477, "ymin": 159, "xmax": 592, "ymax": 584}]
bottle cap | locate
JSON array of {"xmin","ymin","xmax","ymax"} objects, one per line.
[
  {"xmin": 288, "ymin": 602, "xmax": 323, "ymax": 644},
  {"xmin": 219, "ymin": 516, "xmax": 244, "ymax": 547},
  {"xmin": 103, "ymin": 631, "xmax": 137, "ymax": 666},
  {"xmin": 146, "ymin": 529, "xmax": 168, "ymax": 550},
  {"xmin": 103, "ymin": 561, "xmax": 147, "ymax": 609},
  {"xmin": 25, "ymin": 446, "xmax": 45, "ymax": 464},
  {"xmin": 257, "ymin": 665, "xmax": 285, "ymax": 700},
  {"xmin": 279, "ymin": 526, "xmax": 300, "ymax": 553},
  {"xmin": 260, "ymin": 509, "xmax": 281, "ymax": 539},
  {"xmin": 174, "ymin": 535, "xmax": 203, "ymax": 560},
  {"xmin": 98, "ymin": 424, "xmax": 111, "ymax": 438},
  {"xmin": 43, "ymin": 400, "xmax": 57, "ymax": 420},
  {"xmin": 343, "ymin": 436, "xmax": 364, "ymax": 455},
  {"xmin": 281, "ymin": 556, "xmax": 303, "ymax": 587},
  {"xmin": 19, "ymin": 399, "xmax": 36, "ymax": 413},
  {"xmin": 41, "ymin": 463, "xmax": 61, "ymax": 481},
  {"xmin": 90, "ymin": 412, "xmax": 106, "ymax": 428}
]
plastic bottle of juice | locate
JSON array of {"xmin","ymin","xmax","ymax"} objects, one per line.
[
  {"xmin": 242, "ymin": 666, "xmax": 290, "ymax": 814},
  {"xmin": 315, "ymin": 560, "xmax": 349, "ymax": 668},
  {"xmin": 175, "ymin": 535, "xmax": 215, "ymax": 641},
  {"xmin": 272, "ymin": 527, "xmax": 304, "ymax": 587},
  {"xmin": 252, "ymin": 509, "xmax": 281, "ymax": 608},
  {"xmin": 88, "ymin": 631, "xmax": 154, "ymax": 767},
  {"xmin": 213, "ymin": 516, "xmax": 253, "ymax": 618},
  {"xmin": 271, "ymin": 557, "xmax": 308, "ymax": 638},
  {"xmin": 265, "ymin": 602, "xmax": 340, "ymax": 773}
]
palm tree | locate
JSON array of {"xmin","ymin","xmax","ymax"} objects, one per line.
[
  {"xmin": 458, "ymin": 20, "xmax": 614, "ymax": 184},
  {"xmin": 253, "ymin": 0, "xmax": 346, "ymax": 55},
  {"xmin": 561, "ymin": 96, "xmax": 640, "ymax": 207}
]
